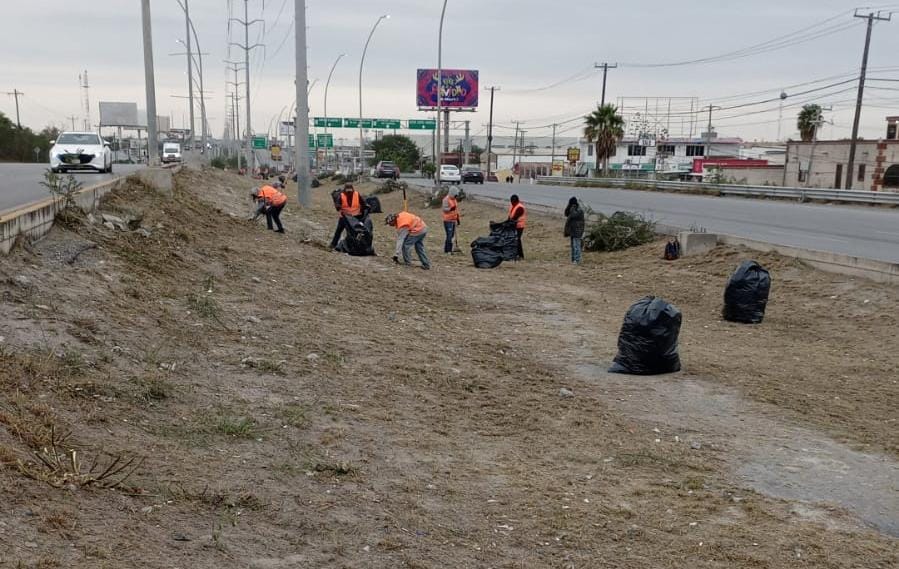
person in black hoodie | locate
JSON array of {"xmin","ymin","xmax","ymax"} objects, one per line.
[{"xmin": 564, "ymin": 197, "xmax": 585, "ymax": 265}]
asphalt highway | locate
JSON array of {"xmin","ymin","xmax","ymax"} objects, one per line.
[
  {"xmin": 409, "ymin": 179, "xmax": 899, "ymax": 264},
  {"xmin": 0, "ymin": 163, "xmax": 144, "ymax": 214}
]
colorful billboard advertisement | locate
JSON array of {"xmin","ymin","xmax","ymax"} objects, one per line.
[{"xmin": 417, "ymin": 69, "xmax": 479, "ymax": 109}]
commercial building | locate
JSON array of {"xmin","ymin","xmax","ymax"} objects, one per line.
[{"xmin": 578, "ymin": 136, "xmax": 743, "ymax": 177}]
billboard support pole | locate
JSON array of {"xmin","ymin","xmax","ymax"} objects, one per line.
[{"xmin": 435, "ymin": 0, "xmax": 448, "ymax": 185}]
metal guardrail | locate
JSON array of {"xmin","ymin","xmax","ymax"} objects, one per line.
[{"xmin": 536, "ymin": 176, "xmax": 899, "ymax": 206}]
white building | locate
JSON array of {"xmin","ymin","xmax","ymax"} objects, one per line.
[{"xmin": 578, "ymin": 136, "xmax": 743, "ymax": 176}]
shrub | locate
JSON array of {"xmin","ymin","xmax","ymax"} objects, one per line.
[
  {"xmin": 372, "ymin": 179, "xmax": 409, "ymax": 195},
  {"xmin": 583, "ymin": 211, "xmax": 656, "ymax": 252},
  {"xmin": 41, "ymin": 170, "xmax": 83, "ymax": 213},
  {"xmin": 425, "ymin": 186, "xmax": 467, "ymax": 209}
]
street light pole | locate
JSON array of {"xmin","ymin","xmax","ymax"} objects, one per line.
[
  {"xmin": 296, "ymin": 0, "xmax": 311, "ymax": 206},
  {"xmin": 435, "ymin": 0, "xmax": 448, "ymax": 186},
  {"xmin": 183, "ymin": 0, "xmax": 195, "ymax": 147},
  {"xmin": 140, "ymin": 0, "xmax": 159, "ymax": 166},
  {"xmin": 324, "ymin": 53, "xmax": 346, "ymax": 171},
  {"xmin": 359, "ymin": 15, "xmax": 389, "ymax": 176}
]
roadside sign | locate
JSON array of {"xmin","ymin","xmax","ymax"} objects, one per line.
[
  {"xmin": 316, "ymin": 133, "xmax": 334, "ymax": 148},
  {"xmin": 373, "ymin": 119, "xmax": 401, "ymax": 129},
  {"xmin": 344, "ymin": 118, "xmax": 373, "ymax": 128},
  {"xmin": 408, "ymin": 119, "xmax": 436, "ymax": 130},
  {"xmin": 252, "ymin": 136, "xmax": 267, "ymax": 149},
  {"xmin": 567, "ymin": 147, "xmax": 581, "ymax": 164},
  {"xmin": 308, "ymin": 134, "xmax": 315, "ymax": 147},
  {"xmin": 314, "ymin": 117, "xmax": 343, "ymax": 128}
]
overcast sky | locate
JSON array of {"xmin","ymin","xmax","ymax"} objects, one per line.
[{"xmin": 2, "ymin": 0, "xmax": 898, "ymax": 143}]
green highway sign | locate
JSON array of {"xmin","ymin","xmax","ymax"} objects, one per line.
[
  {"xmin": 408, "ymin": 119, "xmax": 437, "ymax": 130},
  {"xmin": 316, "ymin": 134, "xmax": 334, "ymax": 148},
  {"xmin": 344, "ymin": 118, "xmax": 373, "ymax": 128},
  {"xmin": 373, "ymin": 118, "xmax": 401, "ymax": 129},
  {"xmin": 252, "ymin": 136, "xmax": 267, "ymax": 149},
  {"xmin": 314, "ymin": 117, "xmax": 343, "ymax": 128},
  {"xmin": 308, "ymin": 134, "xmax": 315, "ymax": 147}
]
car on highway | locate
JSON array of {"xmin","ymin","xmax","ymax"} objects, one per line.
[
  {"xmin": 439, "ymin": 164, "xmax": 462, "ymax": 184},
  {"xmin": 162, "ymin": 142, "xmax": 182, "ymax": 164},
  {"xmin": 375, "ymin": 160, "xmax": 400, "ymax": 179},
  {"xmin": 461, "ymin": 165, "xmax": 485, "ymax": 184},
  {"xmin": 49, "ymin": 132, "xmax": 113, "ymax": 174}
]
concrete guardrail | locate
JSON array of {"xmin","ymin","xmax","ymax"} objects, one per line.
[{"xmin": 536, "ymin": 176, "xmax": 899, "ymax": 206}]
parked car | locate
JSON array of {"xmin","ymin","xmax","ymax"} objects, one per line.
[
  {"xmin": 461, "ymin": 165, "xmax": 485, "ymax": 184},
  {"xmin": 376, "ymin": 160, "xmax": 400, "ymax": 179},
  {"xmin": 49, "ymin": 132, "xmax": 113, "ymax": 173},
  {"xmin": 162, "ymin": 142, "xmax": 182, "ymax": 164},
  {"xmin": 439, "ymin": 164, "xmax": 461, "ymax": 184}
]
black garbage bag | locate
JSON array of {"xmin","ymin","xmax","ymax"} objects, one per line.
[
  {"xmin": 365, "ymin": 195, "xmax": 382, "ymax": 214},
  {"xmin": 471, "ymin": 237, "xmax": 504, "ymax": 269},
  {"xmin": 489, "ymin": 220, "xmax": 519, "ymax": 261},
  {"xmin": 609, "ymin": 296, "xmax": 682, "ymax": 375},
  {"xmin": 723, "ymin": 260, "xmax": 771, "ymax": 324},
  {"xmin": 336, "ymin": 214, "xmax": 375, "ymax": 256}
]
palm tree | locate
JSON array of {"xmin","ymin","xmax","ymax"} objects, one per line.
[
  {"xmin": 797, "ymin": 104, "xmax": 823, "ymax": 142},
  {"xmin": 583, "ymin": 104, "xmax": 625, "ymax": 176}
]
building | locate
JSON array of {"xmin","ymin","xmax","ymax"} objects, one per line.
[
  {"xmin": 578, "ymin": 136, "xmax": 743, "ymax": 177},
  {"xmin": 783, "ymin": 118, "xmax": 899, "ymax": 190}
]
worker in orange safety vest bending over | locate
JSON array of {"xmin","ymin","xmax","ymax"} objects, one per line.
[
  {"xmin": 330, "ymin": 183, "xmax": 367, "ymax": 249},
  {"xmin": 386, "ymin": 211, "xmax": 431, "ymax": 270},
  {"xmin": 507, "ymin": 194, "xmax": 527, "ymax": 259},
  {"xmin": 251, "ymin": 182, "xmax": 288, "ymax": 233}
]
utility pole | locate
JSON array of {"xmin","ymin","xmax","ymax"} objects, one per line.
[
  {"xmin": 141, "ymin": 0, "xmax": 159, "ymax": 166},
  {"xmin": 183, "ymin": 0, "xmax": 195, "ymax": 147},
  {"xmin": 551, "ymin": 123, "xmax": 557, "ymax": 174},
  {"xmin": 704, "ymin": 105, "xmax": 720, "ymax": 158},
  {"xmin": 511, "ymin": 121, "xmax": 520, "ymax": 180},
  {"xmin": 463, "ymin": 120, "xmax": 470, "ymax": 165},
  {"xmin": 518, "ymin": 130, "xmax": 527, "ymax": 182},
  {"xmin": 5, "ymin": 90, "xmax": 23, "ymax": 129},
  {"xmin": 846, "ymin": 10, "xmax": 891, "ymax": 189},
  {"xmin": 486, "ymin": 86, "xmax": 499, "ymax": 181},
  {"xmin": 66, "ymin": 116, "xmax": 77, "ymax": 131},
  {"xmin": 229, "ymin": 1, "xmax": 264, "ymax": 175},
  {"xmin": 225, "ymin": 61, "xmax": 245, "ymax": 167},
  {"xmin": 295, "ymin": 0, "xmax": 311, "ymax": 207},
  {"xmin": 594, "ymin": 62, "xmax": 618, "ymax": 107}
]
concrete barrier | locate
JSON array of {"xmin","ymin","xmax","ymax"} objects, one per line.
[
  {"xmin": 0, "ymin": 166, "xmax": 177, "ymax": 255},
  {"xmin": 678, "ymin": 232, "xmax": 719, "ymax": 256}
]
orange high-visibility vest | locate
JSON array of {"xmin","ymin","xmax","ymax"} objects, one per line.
[
  {"xmin": 339, "ymin": 191, "xmax": 362, "ymax": 216},
  {"xmin": 396, "ymin": 211, "xmax": 426, "ymax": 236},
  {"xmin": 442, "ymin": 195, "xmax": 460, "ymax": 222},
  {"xmin": 508, "ymin": 202, "xmax": 527, "ymax": 229},
  {"xmin": 258, "ymin": 185, "xmax": 287, "ymax": 207}
]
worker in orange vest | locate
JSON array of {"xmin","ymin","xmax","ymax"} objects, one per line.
[
  {"xmin": 251, "ymin": 182, "xmax": 288, "ymax": 233},
  {"xmin": 441, "ymin": 187, "xmax": 461, "ymax": 254},
  {"xmin": 507, "ymin": 194, "xmax": 527, "ymax": 259},
  {"xmin": 330, "ymin": 183, "xmax": 367, "ymax": 249},
  {"xmin": 386, "ymin": 211, "xmax": 431, "ymax": 270}
]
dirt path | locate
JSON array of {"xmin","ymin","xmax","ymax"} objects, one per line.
[{"xmin": 0, "ymin": 168, "xmax": 896, "ymax": 568}]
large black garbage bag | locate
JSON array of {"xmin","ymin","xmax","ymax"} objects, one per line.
[
  {"xmin": 471, "ymin": 237, "xmax": 504, "ymax": 269},
  {"xmin": 723, "ymin": 261, "xmax": 771, "ymax": 324},
  {"xmin": 336, "ymin": 214, "xmax": 375, "ymax": 256},
  {"xmin": 365, "ymin": 196, "xmax": 382, "ymax": 214},
  {"xmin": 489, "ymin": 220, "xmax": 519, "ymax": 261},
  {"xmin": 609, "ymin": 296, "xmax": 682, "ymax": 375}
]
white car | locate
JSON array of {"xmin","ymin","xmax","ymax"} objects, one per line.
[
  {"xmin": 439, "ymin": 164, "xmax": 461, "ymax": 184},
  {"xmin": 50, "ymin": 132, "xmax": 113, "ymax": 174}
]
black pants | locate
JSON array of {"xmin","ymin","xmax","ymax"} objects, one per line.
[
  {"xmin": 516, "ymin": 228, "xmax": 524, "ymax": 259},
  {"xmin": 266, "ymin": 203, "xmax": 285, "ymax": 231},
  {"xmin": 330, "ymin": 216, "xmax": 352, "ymax": 248}
]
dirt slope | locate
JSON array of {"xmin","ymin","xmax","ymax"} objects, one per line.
[{"xmin": 0, "ymin": 168, "xmax": 895, "ymax": 568}]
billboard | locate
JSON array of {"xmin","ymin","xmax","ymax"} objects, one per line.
[
  {"xmin": 417, "ymin": 69, "xmax": 478, "ymax": 109},
  {"xmin": 99, "ymin": 102, "xmax": 139, "ymax": 127}
]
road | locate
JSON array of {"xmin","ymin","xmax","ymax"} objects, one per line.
[
  {"xmin": 409, "ymin": 179, "xmax": 899, "ymax": 264},
  {"xmin": 0, "ymin": 163, "xmax": 144, "ymax": 214}
]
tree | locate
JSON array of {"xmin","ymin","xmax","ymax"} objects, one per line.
[
  {"xmin": 797, "ymin": 104, "xmax": 823, "ymax": 142},
  {"xmin": 583, "ymin": 104, "xmax": 625, "ymax": 176},
  {"xmin": 0, "ymin": 111, "xmax": 60, "ymax": 163},
  {"xmin": 370, "ymin": 134, "xmax": 421, "ymax": 172},
  {"xmin": 454, "ymin": 141, "xmax": 484, "ymax": 164}
]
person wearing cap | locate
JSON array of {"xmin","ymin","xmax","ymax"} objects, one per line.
[
  {"xmin": 507, "ymin": 194, "xmax": 527, "ymax": 259},
  {"xmin": 386, "ymin": 212, "xmax": 431, "ymax": 270},
  {"xmin": 441, "ymin": 187, "xmax": 461, "ymax": 254},
  {"xmin": 251, "ymin": 182, "xmax": 288, "ymax": 233},
  {"xmin": 330, "ymin": 183, "xmax": 367, "ymax": 250}
]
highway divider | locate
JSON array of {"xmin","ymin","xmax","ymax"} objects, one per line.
[
  {"xmin": 0, "ymin": 166, "xmax": 178, "ymax": 255},
  {"xmin": 537, "ymin": 176, "xmax": 899, "ymax": 206}
]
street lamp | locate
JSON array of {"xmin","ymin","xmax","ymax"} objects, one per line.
[
  {"xmin": 175, "ymin": 0, "xmax": 208, "ymax": 154},
  {"xmin": 324, "ymin": 53, "xmax": 346, "ymax": 171},
  {"xmin": 435, "ymin": 0, "xmax": 448, "ymax": 185},
  {"xmin": 359, "ymin": 14, "xmax": 389, "ymax": 175}
]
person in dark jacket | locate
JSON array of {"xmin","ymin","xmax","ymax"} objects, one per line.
[{"xmin": 564, "ymin": 197, "xmax": 586, "ymax": 265}]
